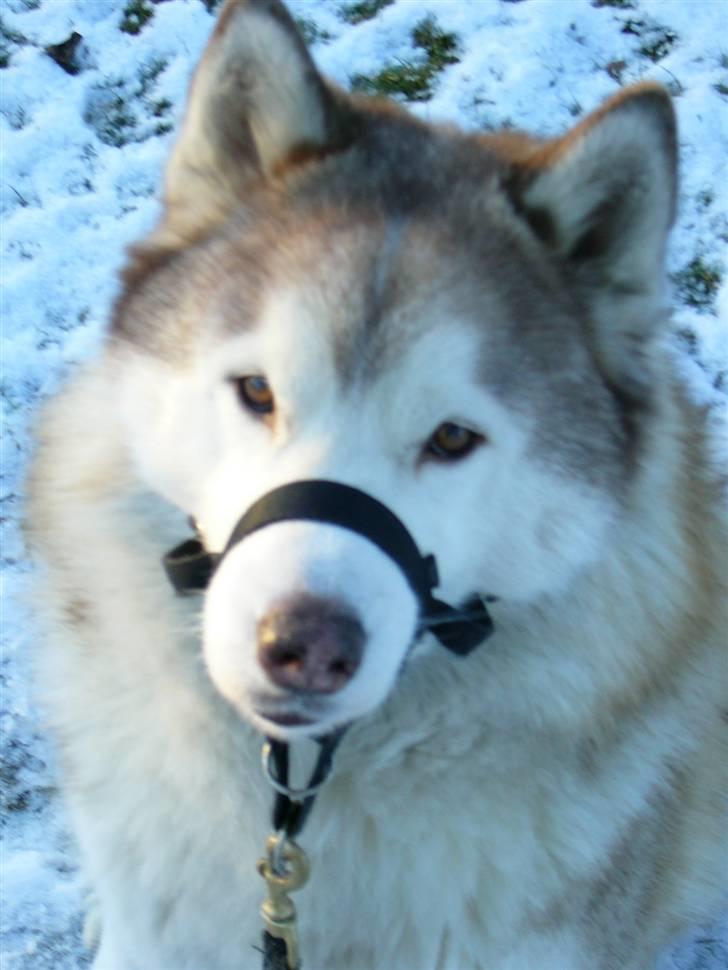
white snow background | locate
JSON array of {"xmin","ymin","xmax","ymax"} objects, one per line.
[{"xmin": 1, "ymin": 0, "xmax": 726, "ymax": 967}]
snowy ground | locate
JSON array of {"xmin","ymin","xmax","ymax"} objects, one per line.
[{"xmin": 1, "ymin": 0, "xmax": 726, "ymax": 967}]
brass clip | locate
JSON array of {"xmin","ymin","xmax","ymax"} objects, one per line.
[{"xmin": 257, "ymin": 834, "xmax": 310, "ymax": 970}]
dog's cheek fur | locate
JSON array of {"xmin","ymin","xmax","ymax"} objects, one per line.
[
  {"xmin": 460, "ymin": 461, "xmax": 617, "ymax": 602},
  {"xmin": 116, "ymin": 352, "xmax": 224, "ymax": 517}
]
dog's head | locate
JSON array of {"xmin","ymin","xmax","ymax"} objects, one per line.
[{"xmin": 113, "ymin": 0, "xmax": 676, "ymax": 739}]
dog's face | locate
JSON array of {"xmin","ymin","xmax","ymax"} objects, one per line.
[{"xmin": 114, "ymin": 0, "xmax": 676, "ymax": 739}]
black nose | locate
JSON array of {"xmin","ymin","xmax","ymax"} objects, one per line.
[{"xmin": 257, "ymin": 594, "xmax": 365, "ymax": 694}]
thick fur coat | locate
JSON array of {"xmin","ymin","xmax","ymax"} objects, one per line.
[{"xmin": 26, "ymin": 2, "xmax": 727, "ymax": 968}]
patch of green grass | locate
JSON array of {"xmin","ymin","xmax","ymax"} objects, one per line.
[
  {"xmin": 620, "ymin": 17, "xmax": 646, "ymax": 36},
  {"xmin": 0, "ymin": 19, "xmax": 26, "ymax": 46},
  {"xmin": 592, "ymin": 0, "xmax": 634, "ymax": 8},
  {"xmin": 0, "ymin": 738, "xmax": 45, "ymax": 816},
  {"xmin": 340, "ymin": 0, "xmax": 394, "ymax": 25},
  {"xmin": 151, "ymin": 97, "xmax": 172, "ymax": 118},
  {"xmin": 84, "ymin": 57, "xmax": 172, "ymax": 147},
  {"xmin": 0, "ymin": 17, "xmax": 29, "ymax": 69},
  {"xmin": 671, "ymin": 257, "xmax": 722, "ymax": 312},
  {"xmin": 85, "ymin": 81, "xmax": 138, "ymax": 147},
  {"xmin": 120, "ymin": 0, "xmax": 154, "ymax": 36},
  {"xmin": 675, "ymin": 327, "xmax": 698, "ymax": 355},
  {"xmin": 714, "ymin": 81, "xmax": 728, "ymax": 97},
  {"xmin": 295, "ymin": 17, "xmax": 332, "ymax": 46},
  {"xmin": 620, "ymin": 17, "xmax": 678, "ymax": 62},
  {"xmin": 201, "ymin": 0, "xmax": 224, "ymax": 11},
  {"xmin": 351, "ymin": 61, "xmax": 435, "ymax": 101},
  {"xmin": 351, "ymin": 15, "xmax": 460, "ymax": 102},
  {"xmin": 137, "ymin": 56, "xmax": 167, "ymax": 97},
  {"xmin": 2, "ymin": 104, "xmax": 28, "ymax": 130},
  {"xmin": 639, "ymin": 28, "xmax": 678, "ymax": 62},
  {"xmin": 411, "ymin": 15, "xmax": 460, "ymax": 71}
]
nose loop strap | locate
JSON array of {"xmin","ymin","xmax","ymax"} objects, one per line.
[
  {"xmin": 223, "ymin": 480, "xmax": 439, "ymax": 595},
  {"xmin": 163, "ymin": 479, "xmax": 495, "ymax": 655}
]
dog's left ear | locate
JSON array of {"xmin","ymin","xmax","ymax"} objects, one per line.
[{"xmin": 509, "ymin": 84, "xmax": 677, "ymax": 396}]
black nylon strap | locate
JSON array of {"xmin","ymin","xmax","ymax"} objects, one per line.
[
  {"xmin": 424, "ymin": 593, "xmax": 493, "ymax": 655},
  {"xmin": 162, "ymin": 538, "xmax": 219, "ymax": 593},
  {"xmin": 269, "ymin": 733, "xmax": 343, "ymax": 839},
  {"xmin": 224, "ymin": 480, "xmax": 439, "ymax": 603},
  {"xmin": 262, "ymin": 932, "xmax": 290, "ymax": 970}
]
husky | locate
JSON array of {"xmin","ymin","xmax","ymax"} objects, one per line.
[{"xmin": 26, "ymin": 1, "xmax": 727, "ymax": 968}]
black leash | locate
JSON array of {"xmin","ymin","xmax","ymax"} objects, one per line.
[
  {"xmin": 262, "ymin": 934, "xmax": 290, "ymax": 970},
  {"xmin": 258, "ymin": 733, "xmax": 345, "ymax": 970}
]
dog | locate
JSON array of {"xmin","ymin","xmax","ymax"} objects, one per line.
[{"xmin": 26, "ymin": 1, "xmax": 727, "ymax": 968}]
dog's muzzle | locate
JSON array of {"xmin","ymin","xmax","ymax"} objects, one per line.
[{"xmin": 162, "ymin": 479, "xmax": 495, "ymax": 656}]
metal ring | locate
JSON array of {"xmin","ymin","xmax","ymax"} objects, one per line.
[{"xmin": 261, "ymin": 742, "xmax": 331, "ymax": 801}]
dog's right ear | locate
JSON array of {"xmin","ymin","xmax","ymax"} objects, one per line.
[{"xmin": 161, "ymin": 0, "xmax": 348, "ymax": 240}]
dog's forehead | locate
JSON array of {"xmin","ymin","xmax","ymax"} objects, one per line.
[
  {"xmin": 255, "ymin": 190, "xmax": 585, "ymax": 396},
  {"xmin": 243, "ymin": 178, "xmax": 633, "ymax": 487},
  {"xmin": 119, "ymin": 121, "xmax": 583, "ymax": 389}
]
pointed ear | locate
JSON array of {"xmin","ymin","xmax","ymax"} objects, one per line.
[
  {"xmin": 161, "ymin": 0, "xmax": 350, "ymax": 239},
  {"xmin": 508, "ymin": 84, "xmax": 678, "ymax": 396}
]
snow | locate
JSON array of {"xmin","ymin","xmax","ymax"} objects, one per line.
[{"xmin": 1, "ymin": 1, "xmax": 726, "ymax": 967}]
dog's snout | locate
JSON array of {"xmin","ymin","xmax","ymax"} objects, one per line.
[{"xmin": 257, "ymin": 595, "xmax": 365, "ymax": 694}]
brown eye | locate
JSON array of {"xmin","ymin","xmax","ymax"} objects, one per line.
[
  {"xmin": 231, "ymin": 375, "xmax": 274, "ymax": 415},
  {"xmin": 426, "ymin": 422, "xmax": 483, "ymax": 461}
]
